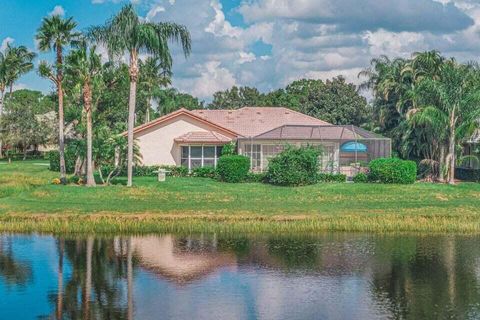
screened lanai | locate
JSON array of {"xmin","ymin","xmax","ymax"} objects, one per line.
[{"xmin": 237, "ymin": 125, "xmax": 391, "ymax": 176}]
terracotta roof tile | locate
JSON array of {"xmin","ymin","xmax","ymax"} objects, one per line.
[
  {"xmin": 190, "ymin": 107, "xmax": 329, "ymax": 137},
  {"xmin": 174, "ymin": 131, "xmax": 232, "ymax": 143}
]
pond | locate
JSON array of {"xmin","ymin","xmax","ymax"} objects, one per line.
[{"xmin": 1, "ymin": 233, "xmax": 480, "ymax": 319}]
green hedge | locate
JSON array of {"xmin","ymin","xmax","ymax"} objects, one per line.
[
  {"xmin": 318, "ymin": 173, "xmax": 347, "ymax": 183},
  {"xmin": 369, "ymin": 158, "xmax": 417, "ymax": 184},
  {"xmin": 99, "ymin": 165, "xmax": 189, "ymax": 178},
  {"xmin": 46, "ymin": 150, "xmax": 77, "ymax": 174},
  {"xmin": 216, "ymin": 155, "xmax": 250, "ymax": 183},
  {"xmin": 455, "ymin": 167, "xmax": 480, "ymax": 182},
  {"xmin": 265, "ymin": 146, "xmax": 320, "ymax": 186},
  {"xmin": 353, "ymin": 172, "xmax": 369, "ymax": 183},
  {"xmin": 191, "ymin": 166, "xmax": 216, "ymax": 178}
]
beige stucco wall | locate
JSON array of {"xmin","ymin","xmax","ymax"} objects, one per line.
[{"xmin": 134, "ymin": 115, "xmax": 235, "ymax": 166}]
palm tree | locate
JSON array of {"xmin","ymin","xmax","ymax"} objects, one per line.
[
  {"xmin": 36, "ymin": 15, "xmax": 81, "ymax": 184},
  {"xmin": 0, "ymin": 50, "xmax": 8, "ymax": 158},
  {"xmin": 0, "ymin": 44, "xmax": 36, "ymax": 158},
  {"xmin": 139, "ymin": 56, "xmax": 172, "ymax": 123},
  {"xmin": 89, "ymin": 4, "xmax": 191, "ymax": 187},
  {"xmin": 65, "ymin": 41, "xmax": 102, "ymax": 186},
  {"xmin": 4, "ymin": 45, "xmax": 36, "ymax": 95},
  {"xmin": 410, "ymin": 61, "xmax": 480, "ymax": 184}
]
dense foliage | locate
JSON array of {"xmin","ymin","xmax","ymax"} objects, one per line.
[
  {"xmin": 317, "ymin": 173, "xmax": 347, "ymax": 183},
  {"xmin": 265, "ymin": 146, "xmax": 321, "ymax": 186},
  {"xmin": 360, "ymin": 51, "xmax": 480, "ymax": 183},
  {"xmin": 369, "ymin": 158, "xmax": 417, "ymax": 184},
  {"xmin": 216, "ymin": 155, "xmax": 250, "ymax": 183},
  {"xmin": 353, "ymin": 172, "xmax": 369, "ymax": 183}
]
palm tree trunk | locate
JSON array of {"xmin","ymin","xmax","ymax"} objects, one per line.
[
  {"xmin": 58, "ymin": 81, "xmax": 67, "ymax": 184},
  {"xmin": 127, "ymin": 237, "xmax": 133, "ymax": 320},
  {"xmin": 84, "ymin": 83, "xmax": 96, "ymax": 187},
  {"xmin": 84, "ymin": 237, "xmax": 93, "ymax": 320},
  {"xmin": 447, "ymin": 109, "xmax": 456, "ymax": 184},
  {"xmin": 127, "ymin": 52, "xmax": 139, "ymax": 187},
  {"xmin": 56, "ymin": 46, "xmax": 67, "ymax": 185},
  {"xmin": 56, "ymin": 238, "xmax": 64, "ymax": 320},
  {"xmin": 447, "ymin": 128, "xmax": 456, "ymax": 184}
]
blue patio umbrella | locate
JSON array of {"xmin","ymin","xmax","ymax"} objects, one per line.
[{"xmin": 341, "ymin": 141, "xmax": 367, "ymax": 153}]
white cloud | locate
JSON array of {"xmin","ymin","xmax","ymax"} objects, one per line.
[
  {"xmin": 237, "ymin": 52, "xmax": 256, "ymax": 64},
  {"xmin": 146, "ymin": 6, "xmax": 165, "ymax": 21},
  {"xmin": 1, "ymin": 37, "xmax": 14, "ymax": 52},
  {"xmin": 177, "ymin": 61, "xmax": 237, "ymax": 98},
  {"xmin": 49, "ymin": 5, "xmax": 65, "ymax": 17},
  {"xmin": 133, "ymin": 0, "xmax": 480, "ymax": 102}
]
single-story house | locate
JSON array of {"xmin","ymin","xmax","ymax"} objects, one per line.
[{"xmin": 127, "ymin": 107, "xmax": 391, "ymax": 176}]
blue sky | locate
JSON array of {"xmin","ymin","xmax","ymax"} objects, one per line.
[{"xmin": 1, "ymin": 0, "xmax": 480, "ymax": 100}]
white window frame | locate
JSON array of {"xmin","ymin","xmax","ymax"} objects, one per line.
[{"xmin": 181, "ymin": 145, "xmax": 222, "ymax": 171}]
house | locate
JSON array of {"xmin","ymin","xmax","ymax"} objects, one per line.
[{"xmin": 128, "ymin": 107, "xmax": 391, "ymax": 176}]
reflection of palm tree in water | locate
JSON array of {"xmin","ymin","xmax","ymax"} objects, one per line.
[
  {"xmin": 0, "ymin": 236, "xmax": 33, "ymax": 287},
  {"xmin": 49, "ymin": 237, "xmax": 130, "ymax": 319}
]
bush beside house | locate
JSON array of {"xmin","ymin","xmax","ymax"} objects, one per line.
[
  {"xmin": 216, "ymin": 155, "xmax": 250, "ymax": 183},
  {"xmin": 265, "ymin": 146, "xmax": 320, "ymax": 186},
  {"xmin": 318, "ymin": 173, "xmax": 347, "ymax": 183},
  {"xmin": 368, "ymin": 158, "xmax": 417, "ymax": 184}
]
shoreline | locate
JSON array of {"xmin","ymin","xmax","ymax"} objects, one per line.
[{"xmin": 2, "ymin": 212, "xmax": 480, "ymax": 234}]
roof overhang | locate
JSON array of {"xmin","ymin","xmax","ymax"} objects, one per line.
[{"xmin": 122, "ymin": 108, "xmax": 242, "ymax": 138}]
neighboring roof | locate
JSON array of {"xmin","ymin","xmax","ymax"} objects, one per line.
[
  {"xmin": 125, "ymin": 108, "xmax": 240, "ymax": 137},
  {"xmin": 174, "ymin": 131, "xmax": 232, "ymax": 143},
  {"xmin": 190, "ymin": 107, "xmax": 329, "ymax": 137},
  {"xmin": 247, "ymin": 125, "xmax": 389, "ymax": 141}
]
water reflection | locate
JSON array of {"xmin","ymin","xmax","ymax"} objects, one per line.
[{"xmin": 1, "ymin": 233, "xmax": 480, "ymax": 319}]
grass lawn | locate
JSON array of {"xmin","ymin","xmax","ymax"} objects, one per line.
[{"xmin": 1, "ymin": 160, "xmax": 480, "ymax": 233}]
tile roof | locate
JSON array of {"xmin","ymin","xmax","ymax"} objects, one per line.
[
  {"xmin": 190, "ymin": 107, "xmax": 329, "ymax": 137},
  {"xmin": 174, "ymin": 131, "xmax": 232, "ymax": 143}
]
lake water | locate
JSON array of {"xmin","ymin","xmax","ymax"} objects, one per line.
[{"xmin": 1, "ymin": 233, "xmax": 480, "ymax": 320}]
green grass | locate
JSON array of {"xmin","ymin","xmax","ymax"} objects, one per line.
[{"xmin": 1, "ymin": 160, "xmax": 480, "ymax": 233}]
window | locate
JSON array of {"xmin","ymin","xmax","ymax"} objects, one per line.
[
  {"xmin": 262, "ymin": 145, "xmax": 285, "ymax": 168},
  {"xmin": 244, "ymin": 144, "xmax": 262, "ymax": 171},
  {"xmin": 180, "ymin": 146, "xmax": 223, "ymax": 171}
]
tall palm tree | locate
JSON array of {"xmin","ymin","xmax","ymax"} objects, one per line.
[
  {"xmin": 410, "ymin": 61, "xmax": 480, "ymax": 184},
  {"xmin": 0, "ymin": 51, "xmax": 7, "ymax": 158},
  {"xmin": 89, "ymin": 4, "xmax": 191, "ymax": 187},
  {"xmin": 65, "ymin": 41, "xmax": 102, "ymax": 186},
  {"xmin": 0, "ymin": 44, "xmax": 36, "ymax": 158},
  {"xmin": 36, "ymin": 15, "xmax": 81, "ymax": 184},
  {"xmin": 4, "ymin": 45, "xmax": 36, "ymax": 95}
]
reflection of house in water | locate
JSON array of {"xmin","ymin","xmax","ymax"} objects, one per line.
[{"xmin": 129, "ymin": 235, "xmax": 237, "ymax": 284}]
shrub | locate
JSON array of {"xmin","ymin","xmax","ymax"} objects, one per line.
[
  {"xmin": 159, "ymin": 165, "xmax": 189, "ymax": 177},
  {"xmin": 353, "ymin": 172, "xmax": 369, "ymax": 183},
  {"xmin": 46, "ymin": 150, "xmax": 76, "ymax": 174},
  {"xmin": 221, "ymin": 141, "xmax": 237, "ymax": 156},
  {"xmin": 369, "ymin": 158, "xmax": 417, "ymax": 184},
  {"xmin": 265, "ymin": 146, "xmax": 321, "ymax": 186},
  {"xmin": 245, "ymin": 172, "xmax": 266, "ymax": 183},
  {"xmin": 318, "ymin": 173, "xmax": 347, "ymax": 183},
  {"xmin": 134, "ymin": 165, "xmax": 160, "ymax": 177},
  {"xmin": 192, "ymin": 166, "xmax": 216, "ymax": 178},
  {"xmin": 216, "ymin": 155, "xmax": 250, "ymax": 183}
]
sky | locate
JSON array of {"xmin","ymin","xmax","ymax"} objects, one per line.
[{"xmin": 1, "ymin": 0, "xmax": 480, "ymax": 101}]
